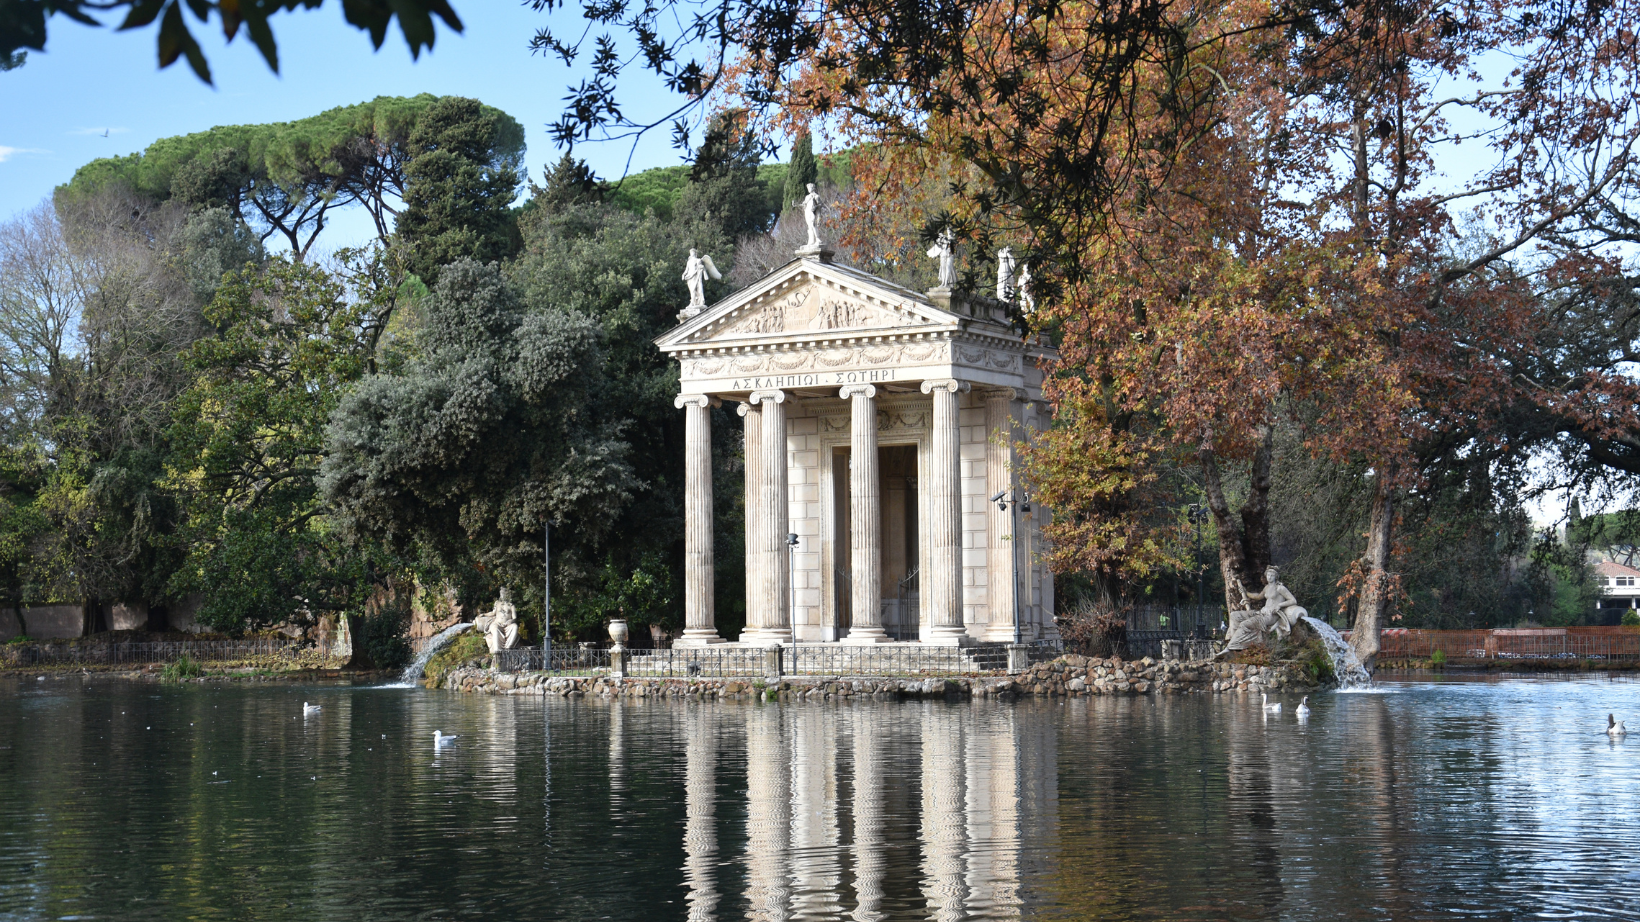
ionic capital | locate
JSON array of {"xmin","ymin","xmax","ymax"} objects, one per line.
[
  {"xmin": 748, "ymin": 389, "xmax": 786, "ymax": 406},
  {"xmin": 838, "ymin": 384, "xmax": 877, "ymax": 401},
  {"xmin": 674, "ymin": 394, "xmax": 720, "ymax": 410},
  {"xmin": 982, "ymin": 386, "xmax": 1020, "ymax": 403},
  {"xmin": 920, "ymin": 378, "xmax": 971, "ymax": 396},
  {"xmin": 737, "ymin": 401, "xmax": 754, "ymax": 418}
]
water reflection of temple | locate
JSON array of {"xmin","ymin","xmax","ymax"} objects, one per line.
[{"xmin": 668, "ymin": 702, "xmax": 1058, "ymax": 921}]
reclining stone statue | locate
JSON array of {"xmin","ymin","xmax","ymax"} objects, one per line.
[
  {"xmin": 473, "ymin": 588, "xmax": 519, "ymax": 655},
  {"xmin": 1217, "ymin": 566, "xmax": 1308, "ymax": 658}
]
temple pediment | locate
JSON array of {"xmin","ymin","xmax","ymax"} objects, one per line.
[{"xmin": 658, "ymin": 258, "xmax": 961, "ymax": 350}]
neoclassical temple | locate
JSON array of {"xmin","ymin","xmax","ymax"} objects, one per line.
[{"xmin": 657, "ymin": 244, "xmax": 1057, "ymax": 646}]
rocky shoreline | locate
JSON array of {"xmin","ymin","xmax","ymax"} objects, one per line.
[{"xmin": 435, "ymin": 654, "xmax": 1325, "ymax": 699}]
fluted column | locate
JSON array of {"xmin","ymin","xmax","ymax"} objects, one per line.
[
  {"xmin": 841, "ymin": 385, "xmax": 890, "ymax": 644},
  {"xmin": 921, "ymin": 378, "xmax": 970, "ymax": 645},
  {"xmin": 739, "ymin": 402, "xmax": 765, "ymax": 640},
  {"xmin": 676, "ymin": 395, "xmax": 725, "ymax": 646},
  {"xmin": 984, "ymin": 388, "xmax": 1020, "ymax": 643},
  {"xmin": 743, "ymin": 389, "xmax": 790, "ymax": 644}
]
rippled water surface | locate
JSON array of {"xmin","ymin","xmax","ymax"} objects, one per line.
[{"xmin": 2, "ymin": 674, "xmax": 1638, "ymax": 921}]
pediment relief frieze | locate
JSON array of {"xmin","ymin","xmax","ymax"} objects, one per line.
[{"xmin": 687, "ymin": 277, "xmax": 940, "ymax": 345}]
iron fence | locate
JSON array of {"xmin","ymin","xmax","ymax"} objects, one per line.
[
  {"xmin": 2, "ymin": 638, "xmax": 323, "ymax": 667},
  {"xmin": 493, "ymin": 646, "xmax": 613, "ymax": 674},
  {"xmin": 624, "ymin": 647, "xmax": 771, "ymax": 678},
  {"xmin": 786, "ymin": 644, "xmax": 984, "ymax": 676}
]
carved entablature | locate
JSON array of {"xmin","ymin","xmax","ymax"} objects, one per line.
[{"xmin": 656, "ymin": 255, "xmax": 1056, "ymax": 399}]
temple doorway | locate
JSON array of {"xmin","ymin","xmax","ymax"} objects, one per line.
[{"xmin": 831, "ymin": 445, "xmax": 920, "ymax": 640}]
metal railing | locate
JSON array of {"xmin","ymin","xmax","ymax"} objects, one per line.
[
  {"xmin": 786, "ymin": 644, "xmax": 983, "ymax": 676},
  {"xmin": 1376, "ymin": 629, "xmax": 1640, "ymax": 663},
  {"xmin": 2, "ymin": 638, "xmax": 324, "ymax": 667},
  {"xmin": 624, "ymin": 647, "xmax": 771, "ymax": 678},
  {"xmin": 493, "ymin": 646, "xmax": 612, "ymax": 674}
]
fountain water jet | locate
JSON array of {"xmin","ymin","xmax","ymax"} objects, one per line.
[
  {"xmin": 395, "ymin": 622, "xmax": 472, "ymax": 685},
  {"xmin": 1301, "ymin": 616, "xmax": 1372, "ymax": 689}
]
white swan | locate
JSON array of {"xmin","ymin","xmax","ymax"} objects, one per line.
[
  {"xmin": 433, "ymin": 730, "xmax": 458, "ymax": 748},
  {"xmin": 1296, "ymin": 696, "xmax": 1311, "ymax": 719},
  {"xmin": 1261, "ymin": 693, "xmax": 1282, "ymax": 714},
  {"xmin": 1609, "ymin": 714, "xmax": 1627, "ymax": 738},
  {"xmin": 302, "ymin": 702, "xmax": 321, "ymax": 715}
]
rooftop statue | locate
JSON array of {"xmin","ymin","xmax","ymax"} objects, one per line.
[
  {"xmin": 996, "ymin": 247, "xmax": 1017, "ymax": 301},
  {"xmin": 926, "ymin": 230, "xmax": 957, "ymax": 289},
  {"xmin": 1018, "ymin": 263, "xmax": 1035, "ymax": 313},
  {"xmin": 681, "ymin": 248, "xmax": 722, "ymax": 319},
  {"xmin": 800, "ymin": 183, "xmax": 824, "ymax": 251}
]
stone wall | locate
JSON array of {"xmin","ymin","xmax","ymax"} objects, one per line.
[
  {"xmin": 435, "ymin": 654, "xmax": 1323, "ymax": 698},
  {"xmin": 20, "ymin": 604, "xmax": 86, "ymax": 640}
]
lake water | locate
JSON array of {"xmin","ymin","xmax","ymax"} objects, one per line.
[{"xmin": 2, "ymin": 674, "xmax": 1638, "ymax": 921}]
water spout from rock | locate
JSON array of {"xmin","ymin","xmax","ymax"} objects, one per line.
[
  {"xmin": 397, "ymin": 623, "xmax": 472, "ymax": 685},
  {"xmin": 1301, "ymin": 616, "xmax": 1372, "ymax": 689}
]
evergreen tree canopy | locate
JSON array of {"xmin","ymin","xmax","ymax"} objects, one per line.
[
  {"xmin": 396, "ymin": 97, "xmax": 525, "ymax": 284},
  {"xmin": 784, "ymin": 132, "xmax": 817, "ymax": 208},
  {"xmin": 57, "ymin": 95, "xmax": 524, "ymax": 259}
]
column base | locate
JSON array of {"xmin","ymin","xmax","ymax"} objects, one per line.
[
  {"xmin": 981, "ymin": 626, "xmax": 1020, "ymax": 644},
  {"xmin": 739, "ymin": 628, "xmax": 792, "ymax": 646},
  {"xmin": 841, "ymin": 627, "xmax": 894, "ymax": 645},
  {"xmin": 674, "ymin": 630, "xmax": 728, "ymax": 647},
  {"xmin": 920, "ymin": 626, "xmax": 976, "ymax": 647}
]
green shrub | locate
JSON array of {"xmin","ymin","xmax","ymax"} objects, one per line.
[
  {"xmin": 5, "ymin": 634, "xmax": 29, "ymax": 645},
  {"xmin": 1430, "ymin": 648, "xmax": 1448, "ymax": 668},
  {"xmin": 1622, "ymin": 610, "xmax": 1639, "ymax": 627},
  {"xmin": 161, "ymin": 653, "xmax": 203, "ymax": 681}
]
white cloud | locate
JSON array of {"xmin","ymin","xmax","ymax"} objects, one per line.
[
  {"xmin": 69, "ymin": 127, "xmax": 130, "ymax": 137},
  {"xmin": 0, "ymin": 147, "xmax": 48, "ymax": 164}
]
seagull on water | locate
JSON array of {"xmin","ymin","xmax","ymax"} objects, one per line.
[
  {"xmin": 302, "ymin": 702, "xmax": 321, "ymax": 715},
  {"xmin": 1609, "ymin": 714, "xmax": 1627, "ymax": 738},
  {"xmin": 433, "ymin": 730, "xmax": 458, "ymax": 748},
  {"xmin": 1296, "ymin": 696, "xmax": 1311, "ymax": 719},
  {"xmin": 1261, "ymin": 693, "xmax": 1282, "ymax": 714}
]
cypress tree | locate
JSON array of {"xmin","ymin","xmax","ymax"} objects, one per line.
[
  {"xmin": 784, "ymin": 132, "xmax": 818, "ymax": 208},
  {"xmin": 397, "ymin": 97, "xmax": 523, "ymax": 284}
]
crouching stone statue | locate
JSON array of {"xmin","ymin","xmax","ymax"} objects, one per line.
[
  {"xmin": 474, "ymin": 588, "xmax": 519, "ymax": 654},
  {"xmin": 1217, "ymin": 566, "xmax": 1308, "ymax": 658}
]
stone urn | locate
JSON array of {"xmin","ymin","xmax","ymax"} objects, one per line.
[{"xmin": 607, "ymin": 618, "xmax": 629, "ymax": 646}]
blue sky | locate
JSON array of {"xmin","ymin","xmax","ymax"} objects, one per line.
[{"xmin": 0, "ymin": 3, "xmax": 695, "ymax": 244}]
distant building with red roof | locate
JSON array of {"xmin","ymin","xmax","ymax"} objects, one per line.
[{"xmin": 1595, "ymin": 560, "xmax": 1640, "ymax": 612}]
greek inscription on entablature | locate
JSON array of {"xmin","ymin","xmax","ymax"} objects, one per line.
[{"xmin": 681, "ymin": 341, "xmax": 951, "ymax": 379}]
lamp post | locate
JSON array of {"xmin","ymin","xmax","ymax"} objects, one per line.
[
  {"xmin": 786, "ymin": 532, "xmax": 800, "ymax": 647},
  {"xmin": 992, "ymin": 489, "xmax": 1031, "ymax": 645},
  {"xmin": 1187, "ymin": 503, "xmax": 1210, "ymax": 639}
]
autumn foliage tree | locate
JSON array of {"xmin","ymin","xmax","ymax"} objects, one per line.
[{"xmin": 716, "ymin": 0, "xmax": 1640, "ymax": 669}]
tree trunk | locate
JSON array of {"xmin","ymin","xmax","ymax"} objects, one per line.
[
  {"xmin": 1350, "ymin": 465, "xmax": 1397, "ymax": 673},
  {"xmin": 1200, "ymin": 425, "xmax": 1276, "ymax": 616}
]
